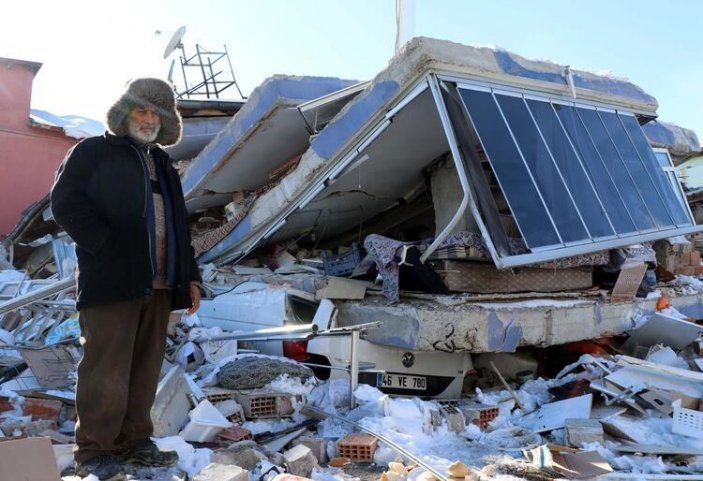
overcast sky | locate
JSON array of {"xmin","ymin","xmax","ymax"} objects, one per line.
[{"xmin": 2, "ymin": 0, "xmax": 701, "ymax": 143}]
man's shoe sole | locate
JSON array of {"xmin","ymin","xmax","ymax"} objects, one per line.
[
  {"xmin": 118, "ymin": 452, "xmax": 178, "ymax": 467},
  {"xmin": 75, "ymin": 468, "xmax": 126, "ymax": 481}
]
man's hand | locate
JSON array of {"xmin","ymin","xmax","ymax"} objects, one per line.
[{"xmin": 187, "ymin": 282, "xmax": 201, "ymax": 314}]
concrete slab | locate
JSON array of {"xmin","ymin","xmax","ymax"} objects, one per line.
[
  {"xmin": 203, "ymin": 37, "xmax": 664, "ymax": 266},
  {"xmin": 332, "ymin": 291, "xmax": 703, "ymax": 353},
  {"xmin": 182, "ymin": 75, "xmax": 356, "ymax": 212}
]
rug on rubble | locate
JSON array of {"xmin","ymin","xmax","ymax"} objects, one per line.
[{"xmin": 217, "ymin": 356, "xmax": 314, "ymax": 390}]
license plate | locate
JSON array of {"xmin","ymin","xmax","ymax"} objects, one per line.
[{"xmin": 377, "ymin": 373, "xmax": 427, "ymax": 391}]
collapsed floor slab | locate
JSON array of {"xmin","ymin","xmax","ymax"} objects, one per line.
[{"xmin": 333, "ymin": 291, "xmax": 703, "ymax": 353}]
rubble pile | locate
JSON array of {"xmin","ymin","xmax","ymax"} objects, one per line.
[
  {"xmin": 3, "ymin": 260, "xmax": 703, "ymax": 480},
  {"xmin": 2, "ymin": 36, "xmax": 703, "ymax": 481}
]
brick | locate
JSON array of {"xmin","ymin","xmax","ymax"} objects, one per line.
[
  {"xmin": 458, "ymin": 404, "xmax": 499, "ymax": 431},
  {"xmin": 692, "ymin": 250, "xmax": 702, "ymax": 266},
  {"xmin": 0, "ymin": 395, "xmax": 13, "ymax": 412},
  {"xmin": 22, "ymin": 398, "xmax": 62, "ymax": 426},
  {"xmin": 231, "ymin": 391, "xmax": 301, "ymax": 419},
  {"xmin": 676, "ymin": 265, "xmax": 703, "ymax": 276},
  {"xmin": 681, "ymin": 251, "xmax": 692, "ymax": 266},
  {"xmin": 283, "ymin": 444, "xmax": 318, "ymax": 477},
  {"xmin": 193, "ymin": 463, "xmax": 248, "ymax": 481},
  {"xmin": 217, "ymin": 426, "xmax": 253, "ymax": 443},
  {"xmin": 336, "ymin": 433, "xmax": 378, "ymax": 462}
]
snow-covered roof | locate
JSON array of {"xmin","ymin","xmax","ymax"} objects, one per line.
[{"xmin": 29, "ymin": 109, "xmax": 104, "ymax": 140}]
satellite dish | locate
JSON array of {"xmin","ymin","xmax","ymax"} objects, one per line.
[{"xmin": 163, "ymin": 26, "xmax": 186, "ymax": 59}]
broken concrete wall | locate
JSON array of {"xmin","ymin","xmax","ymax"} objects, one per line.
[{"xmin": 333, "ymin": 291, "xmax": 703, "ymax": 353}]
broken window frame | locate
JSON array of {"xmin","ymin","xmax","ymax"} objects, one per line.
[
  {"xmin": 297, "ymin": 81, "xmax": 372, "ymax": 135},
  {"xmin": 653, "ymin": 147, "xmax": 692, "ymax": 216},
  {"xmin": 432, "ymin": 73, "xmax": 703, "ymax": 269}
]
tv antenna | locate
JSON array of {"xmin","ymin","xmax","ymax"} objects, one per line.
[{"xmin": 160, "ymin": 26, "xmax": 246, "ymax": 100}]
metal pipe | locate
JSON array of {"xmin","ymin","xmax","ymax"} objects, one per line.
[
  {"xmin": 420, "ymin": 74, "xmax": 471, "ymax": 263},
  {"xmin": 350, "ymin": 329, "xmax": 360, "ymax": 408},
  {"xmin": 0, "ymin": 277, "xmax": 75, "ymax": 315}
]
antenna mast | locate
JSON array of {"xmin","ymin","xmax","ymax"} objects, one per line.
[{"xmin": 161, "ymin": 26, "xmax": 246, "ymax": 100}]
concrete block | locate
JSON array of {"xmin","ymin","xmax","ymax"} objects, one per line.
[
  {"xmin": 283, "ymin": 444, "xmax": 319, "ymax": 477},
  {"xmin": 193, "ymin": 463, "xmax": 248, "ymax": 481},
  {"xmin": 429, "ymin": 408, "xmax": 442, "ymax": 428},
  {"xmin": 151, "ymin": 366, "xmax": 193, "ymax": 437},
  {"xmin": 211, "ymin": 442, "xmax": 267, "ymax": 471},
  {"xmin": 292, "ymin": 436, "xmax": 327, "ymax": 463},
  {"xmin": 439, "ymin": 405, "xmax": 465, "ymax": 433},
  {"xmin": 565, "ymin": 418, "xmax": 604, "ymax": 447}
]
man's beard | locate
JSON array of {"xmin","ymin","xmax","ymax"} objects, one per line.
[{"xmin": 128, "ymin": 119, "xmax": 160, "ymax": 144}]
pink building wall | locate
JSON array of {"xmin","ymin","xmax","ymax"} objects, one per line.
[{"xmin": 0, "ymin": 58, "xmax": 77, "ymax": 236}]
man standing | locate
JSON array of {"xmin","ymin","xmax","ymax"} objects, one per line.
[{"xmin": 51, "ymin": 78, "xmax": 201, "ymax": 480}]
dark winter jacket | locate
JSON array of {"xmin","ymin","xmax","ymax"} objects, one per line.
[{"xmin": 50, "ymin": 133, "xmax": 200, "ymax": 310}]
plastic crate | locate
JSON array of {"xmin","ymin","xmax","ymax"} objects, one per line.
[
  {"xmin": 672, "ymin": 399, "xmax": 703, "ymax": 439},
  {"xmin": 323, "ymin": 243, "xmax": 362, "ymax": 277}
]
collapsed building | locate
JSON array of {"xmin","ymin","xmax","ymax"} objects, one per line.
[
  {"xmin": 177, "ymin": 37, "xmax": 703, "ymax": 360},
  {"xmin": 4, "ymin": 38, "xmax": 703, "ymax": 387},
  {"xmin": 4, "ymin": 37, "xmax": 703, "ymax": 480}
]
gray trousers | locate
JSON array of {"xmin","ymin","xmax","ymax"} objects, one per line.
[{"xmin": 74, "ymin": 290, "xmax": 172, "ymax": 463}]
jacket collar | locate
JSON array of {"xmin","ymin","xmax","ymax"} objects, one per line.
[{"xmin": 103, "ymin": 131, "xmax": 170, "ymax": 161}]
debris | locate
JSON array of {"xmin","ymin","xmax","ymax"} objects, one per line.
[
  {"xmin": 564, "ymin": 418, "xmax": 604, "ymax": 447},
  {"xmin": 283, "ymin": 444, "xmax": 319, "ymax": 477},
  {"xmin": 152, "ymin": 365, "xmax": 197, "ymax": 437},
  {"xmin": 526, "ymin": 445, "xmax": 613, "ymax": 479},
  {"xmin": 489, "ymin": 361, "xmax": 525, "ymax": 411},
  {"xmin": 211, "ymin": 441, "xmax": 267, "ymax": 470},
  {"xmin": 292, "ymin": 435, "xmax": 327, "ymax": 463},
  {"xmin": 672, "ymin": 399, "xmax": 703, "ymax": 439},
  {"xmin": 0, "ymin": 436, "xmax": 62, "ymax": 481},
  {"xmin": 518, "ymin": 394, "xmax": 592, "ymax": 433},
  {"xmin": 22, "ymin": 397, "xmax": 63, "ymax": 428},
  {"xmin": 315, "ymin": 277, "xmax": 368, "ymax": 300},
  {"xmin": 218, "ymin": 425, "xmax": 254, "ymax": 443},
  {"xmin": 218, "ymin": 357, "xmax": 313, "ymax": 390},
  {"xmin": 192, "ymin": 463, "xmax": 248, "ymax": 481},
  {"xmin": 439, "ymin": 404, "xmax": 465, "ymax": 433},
  {"xmin": 179, "ymin": 399, "xmax": 233, "ymax": 442},
  {"xmin": 457, "ymin": 402, "xmax": 499, "ymax": 431},
  {"xmin": 446, "ymin": 461, "xmax": 472, "ymax": 478},
  {"xmin": 336, "ymin": 433, "xmax": 378, "ymax": 462}
]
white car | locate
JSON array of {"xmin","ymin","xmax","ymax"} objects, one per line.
[{"xmin": 197, "ymin": 282, "xmax": 472, "ymax": 398}]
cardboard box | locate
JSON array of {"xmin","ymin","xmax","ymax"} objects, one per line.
[{"xmin": 0, "ymin": 437, "xmax": 62, "ymax": 481}]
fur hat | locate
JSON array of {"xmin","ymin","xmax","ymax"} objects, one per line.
[{"xmin": 106, "ymin": 77, "xmax": 182, "ymax": 146}]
